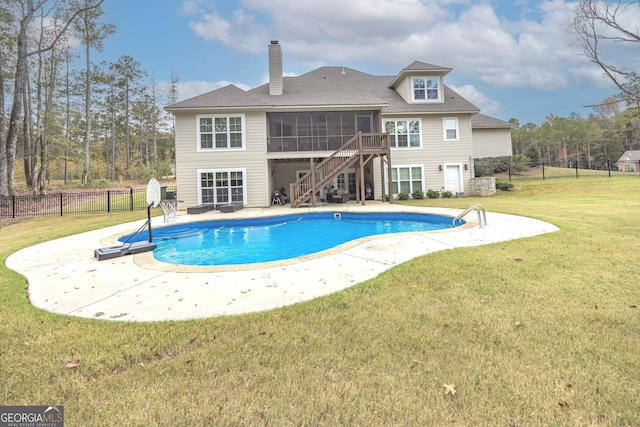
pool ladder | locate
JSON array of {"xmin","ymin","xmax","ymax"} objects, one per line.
[
  {"xmin": 453, "ymin": 205, "xmax": 487, "ymax": 228},
  {"xmin": 159, "ymin": 200, "xmax": 177, "ymax": 223}
]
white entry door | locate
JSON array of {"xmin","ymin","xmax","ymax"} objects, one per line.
[{"xmin": 444, "ymin": 164, "xmax": 462, "ymax": 193}]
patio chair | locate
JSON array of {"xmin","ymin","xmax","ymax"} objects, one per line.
[{"xmin": 271, "ymin": 191, "xmax": 282, "ymax": 205}]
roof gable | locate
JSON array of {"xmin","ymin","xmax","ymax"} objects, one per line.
[
  {"xmin": 388, "ymin": 61, "xmax": 452, "ymax": 89},
  {"xmin": 616, "ymin": 150, "xmax": 640, "ymax": 163},
  {"xmin": 166, "ymin": 84, "xmax": 267, "ymax": 110}
]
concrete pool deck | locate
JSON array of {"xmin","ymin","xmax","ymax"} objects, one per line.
[{"xmin": 5, "ymin": 203, "xmax": 559, "ymax": 322}]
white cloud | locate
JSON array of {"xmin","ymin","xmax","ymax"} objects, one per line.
[
  {"xmin": 180, "ymin": 0, "xmax": 627, "ymax": 92},
  {"xmin": 449, "ymin": 84, "xmax": 500, "ymax": 115}
]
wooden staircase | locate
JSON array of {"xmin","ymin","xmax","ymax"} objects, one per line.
[{"xmin": 289, "ymin": 132, "xmax": 390, "ymax": 208}]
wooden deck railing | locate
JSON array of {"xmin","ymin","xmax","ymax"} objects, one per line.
[{"xmin": 289, "ymin": 132, "xmax": 388, "ymax": 207}]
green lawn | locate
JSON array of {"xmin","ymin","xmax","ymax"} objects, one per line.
[{"xmin": 1, "ymin": 178, "xmax": 639, "ymax": 426}]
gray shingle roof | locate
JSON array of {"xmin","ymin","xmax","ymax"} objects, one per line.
[
  {"xmin": 166, "ymin": 64, "xmax": 480, "ymax": 114},
  {"xmin": 166, "ymin": 84, "xmax": 267, "ymax": 109},
  {"xmin": 616, "ymin": 150, "xmax": 640, "ymax": 163},
  {"xmin": 403, "ymin": 61, "xmax": 452, "ymax": 72},
  {"xmin": 249, "ymin": 67, "xmax": 390, "ymax": 107},
  {"xmin": 471, "ymin": 114, "xmax": 517, "ymax": 129}
]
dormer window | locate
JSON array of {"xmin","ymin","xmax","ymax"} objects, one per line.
[{"xmin": 411, "ymin": 77, "xmax": 441, "ymax": 102}]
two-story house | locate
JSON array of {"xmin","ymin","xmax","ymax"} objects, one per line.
[{"xmin": 165, "ymin": 41, "xmax": 512, "ymax": 209}]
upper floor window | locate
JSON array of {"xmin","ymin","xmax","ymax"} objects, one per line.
[
  {"xmin": 197, "ymin": 114, "xmax": 245, "ymax": 151},
  {"xmin": 411, "ymin": 77, "xmax": 441, "ymax": 102},
  {"xmin": 443, "ymin": 118, "xmax": 459, "ymax": 141},
  {"xmin": 384, "ymin": 119, "xmax": 421, "ymax": 148}
]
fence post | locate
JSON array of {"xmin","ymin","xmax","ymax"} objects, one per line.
[
  {"xmin": 542, "ymin": 162, "xmax": 545, "ymax": 180},
  {"xmin": 12, "ymin": 195, "xmax": 16, "ymax": 219},
  {"xmin": 107, "ymin": 191, "xmax": 111, "ymax": 213},
  {"xmin": 130, "ymin": 188, "xmax": 134, "ymax": 211},
  {"xmin": 508, "ymin": 163, "xmax": 512, "ymax": 182},
  {"xmin": 60, "ymin": 193, "xmax": 63, "ymax": 216},
  {"xmin": 608, "ymin": 160, "xmax": 611, "ymax": 178}
]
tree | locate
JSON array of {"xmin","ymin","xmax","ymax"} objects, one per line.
[
  {"xmin": 72, "ymin": 0, "xmax": 114, "ymax": 185},
  {"xmin": 512, "ymin": 122, "xmax": 539, "ymax": 158},
  {"xmin": 110, "ymin": 55, "xmax": 146, "ymax": 178},
  {"xmin": 572, "ymin": 0, "xmax": 640, "ymax": 103},
  {"xmin": 0, "ymin": 0, "xmax": 105, "ymax": 197}
]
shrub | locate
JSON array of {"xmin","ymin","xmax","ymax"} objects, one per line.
[
  {"xmin": 412, "ymin": 189, "xmax": 425, "ymax": 200},
  {"xmin": 88, "ymin": 179, "xmax": 110, "ymax": 188},
  {"xmin": 525, "ymin": 142, "xmax": 542, "ymax": 165},
  {"xmin": 441, "ymin": 190, "xmax": 453, "ymax": 198},
  {"xmin": 510, "ymin": 154, "xmax": 530, "ymax": 173},
  {"xmin": 397, "ymin": 192, "xmax": 410, "ymax": 200},
  {"xmin": 473, "ymin": 155, "xmax": 532, "ymax": 176},
  {"xmin": 495, "ymin": 179, "xmax": 514, "ymax": 191},
  {"xmin": 426, "ymin": 189, "xmax": 440, "ymax": 199}
]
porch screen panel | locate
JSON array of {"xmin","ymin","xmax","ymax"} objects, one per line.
[
  {"xmin": 341, "ymin": 112, "xmax": 355, "ymax": 137},
  {"xmin": 268, "ymin": 113, "xmax": 282, "ymax": 137}
]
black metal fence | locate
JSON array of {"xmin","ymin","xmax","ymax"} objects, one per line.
[
  {"xmin": 0, "ymin": 186, "xmax": 176, "ymax": 219},
  {"xmin": 475, "ymin": 157, "xmax": 640, "ymax": 182}
]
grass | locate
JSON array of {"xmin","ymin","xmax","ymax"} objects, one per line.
[{"xmin": 1, "ymin": 178, "xmax": 640, "ymax": 426}]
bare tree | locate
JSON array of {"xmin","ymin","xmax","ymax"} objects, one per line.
[
  {"xmin": 168, "ymin": 69, "xmax": 179, "ymax": 137},
  {"xmin": 572, "ymin": 0, "xmax": 640, "ymax": 102}
]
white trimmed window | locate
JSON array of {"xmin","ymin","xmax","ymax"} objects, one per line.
[
  {"xmin": 198, "ymin": 169, "xmax": 246, "ymax": 205},
  {"xmin": 197, "ymin": 114, "xmax": 245, "ymax": 150},
  {"xmin": 384, "ymin": 119, "xmax": 421, "ymax": 148},
  {"xmin": 443, "ymin": 118, "xmax": 459, "ymax": 141},
  {"xmin": 411, "ymin": 77, "xmax": 441, "ymax": 102},
  {"xmin": 391, "ymin": 165, "xmax": 423, "ymax": 195}
]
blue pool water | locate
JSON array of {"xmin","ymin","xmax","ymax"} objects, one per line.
[{"xmin": 122, "ymin": 212, "xmax": 458, "ymax": 266}]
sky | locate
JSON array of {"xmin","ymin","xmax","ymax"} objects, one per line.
[{"xmin": 92, "ymin": 0, "xmax": 634, "ymax": 126}]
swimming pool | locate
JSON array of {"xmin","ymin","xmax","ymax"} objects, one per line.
[{"xmin": 122, "ymin": 212, "xmax": 459, "ymax": 266}]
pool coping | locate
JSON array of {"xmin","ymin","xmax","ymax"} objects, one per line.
[{"xmin": 5, "ymin": 203, "xmax": 559, "ymax": 322}]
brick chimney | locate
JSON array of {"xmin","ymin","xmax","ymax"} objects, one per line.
[{"xmin": 268, "ymin": 40, "xmax": 283, "ymax": 96}]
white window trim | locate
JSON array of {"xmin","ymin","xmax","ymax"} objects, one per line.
[
  {"xmin": 410, "ymin": 76, "xmax": 442, "ymax": 103},
  {"xmin": 197, "ymin": 168, "xmax": 247, "ymax": 206},
  {"xmin": 196, "ymin": 114, "xmax": 246, "ymax": 152},
  {"xmin": 385, "ymin": 164, "xmax": 424, "ymax": 196},
  {"xmin": 383, "ymin": 118, "xmax": 423, "ymax": 149},
  {"xmin": 443, "ymin": 117, "xmax": 459, "ymax": 141}
]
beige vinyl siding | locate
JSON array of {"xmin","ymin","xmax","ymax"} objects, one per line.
[
  {"xmin": 244, "ymin": 112, "xmax": 269, "ymax": 207},
  {"xmin": 395, "ymin": 77, "xmax": 412, "ymax": 104},
  {"xmin": 372, "ymin": 114, "xmax": 474, "ymax": 198},
  {"xmin": 174, "ymin": 111, "xmax": 270, "ymax": 209},
  {"xmin": 472, "ymin": 128, "xmax": 513, "ymax": 158}
]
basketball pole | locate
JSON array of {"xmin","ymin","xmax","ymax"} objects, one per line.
[{"xmin": 147, "ymin": 203, "xmax": 153, "ymax": 243}]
